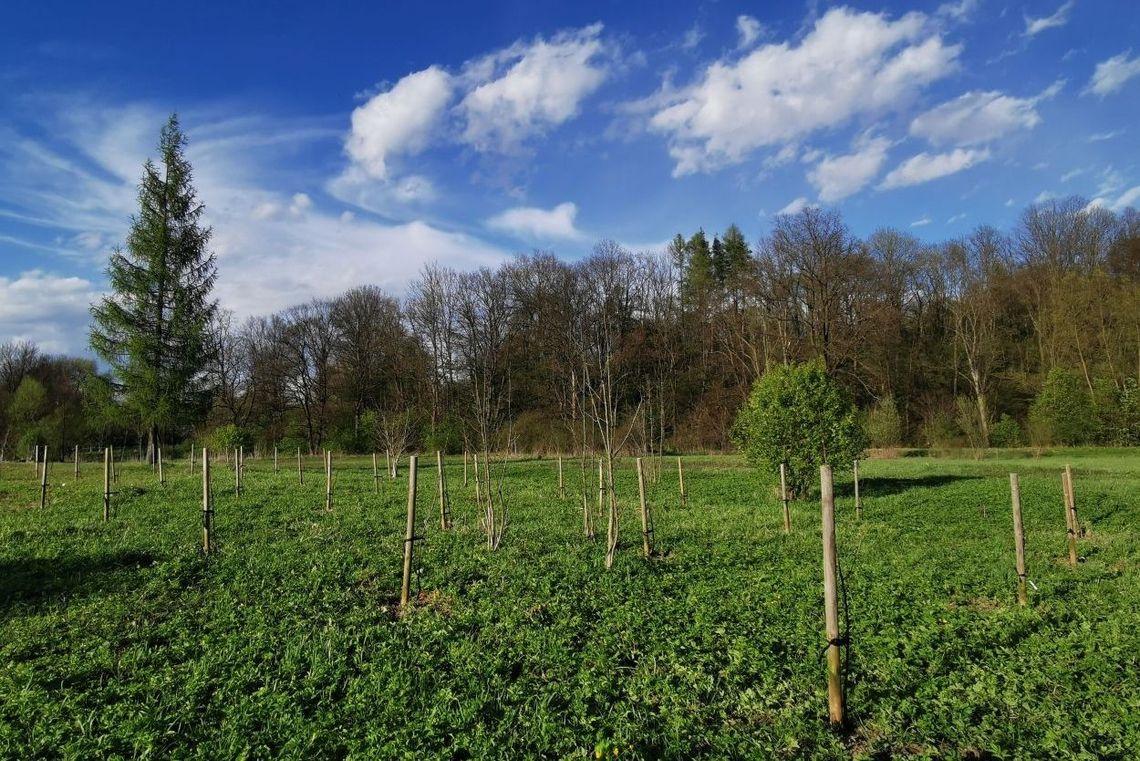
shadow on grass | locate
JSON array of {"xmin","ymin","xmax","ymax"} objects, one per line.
[
  {"xmin": 0, "ymin": 550, "xmax": 158, "ymax": 612},
  {"xmin": 834, "ymin": 474, "xmax": 981, "ymax": 498}
]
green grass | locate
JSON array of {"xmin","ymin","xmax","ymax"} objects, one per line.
[{"xmin": 1, "ymin": 450, "xmax": 1138, "ymax": 759}]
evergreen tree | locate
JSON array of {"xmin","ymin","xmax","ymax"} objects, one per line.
[
  {"xmin": 720, "ymin": 224, "xmax": 752, "ymax": 283},
  {"xmin": 710, "ymin": 235, "xmax": 726, "ymax": 284},
  {"xmin": 90, "ymin": 114, "xmax": 217, "ymax": 462},
  {"xmin": 684, "ymin": 229, "xmax": 715, "ymax": 311}
]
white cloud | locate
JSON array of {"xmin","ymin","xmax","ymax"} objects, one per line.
[
  {"xmin": 947, "ymin": 212, "xmax": 967, "ymax": 223},
  {"xmin": 807, "ymin": 135, "xmax": 892, "ymax": 202},
  {"xmin": 910, "ymin": 215, "xmax": 932, "ymax": 227},
  {"xmin": 485, "ymin": 201, "xmax": 583, "ymax": 240},
  {"xmin": 459, "ymin": 24, "xmax": 613, "ymax": 152},
  {"xmin": 777, "ymin": 197, "xmax": 812, "ymax": 215},
  {"xmin": 289, "ymin": 192, "xmax": 312, "ymax": 215},
  {"xmin": 0, "ymin": 270, "xmax": 101, "ymax": 353},
  {"xmin": 681, "ymin": 25, "xmax": 704, "ymax": 51},
  {"xmin": 909, "ymin": 81, "xmax": 1062, "ymax": 145},
  {"xmin": 1034, "ymin": 190, "xmax": 1056, "ymax": 203},
  {"xmin": 937, "ymin": 0, "xmax": 978, "ymax": 22},
  {"xmin": 736, "ymin": 15, "xmax": 762, "ymax": 48},
  {"xmin": 1060, "ymin": 168, "xmax": 1085, "ymax": 182},
  {"xmin": 879, "ymin": 148, "xmax": 990, "ymax": 189},
  {"xmin": 345, "ymin": 66, "xmax": 453, "ymax": 180},
  {"xmin": 1087, "ymin": 129, "xmax": 1124, "ymax": 142},
  {"xmin": 1025, "ymin": 1, "xmax": 1073, "ymax": 36},
  {"xmin": 646, "ymin": 7, "xmax": 960, "ymax": 175},
  {"xmin": 1086, "ymin": 51, "xmax": 1140, "ymax": 96}
]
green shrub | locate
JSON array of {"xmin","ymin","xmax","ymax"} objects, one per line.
[
  {"xmin": 865, "ymin": 394, "xmax": 903, "ymax": 448},
  {"xmin": 920, "ymin": 410, "xmax": 961, "ymax": 450},
  {"xmin": 989, "ymin": 414, "xmax": 1023, "ymax": 448},
  {"xmin": 211, "ymin": 424, "xmax": 250, "ymax": 454},
  {"xmin": 731, "ymin": 360, "xmax": 866, "ymax": 497},
  {"xmin": 1029, "ymin": 368, "xmax": 1097, "ymax": 445}
]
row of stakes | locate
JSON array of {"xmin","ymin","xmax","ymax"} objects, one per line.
[{"xmin": 21, "ymin": 444, "xmax": 1085, "ymax": 728}]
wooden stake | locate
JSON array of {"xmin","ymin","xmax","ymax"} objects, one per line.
[
  {"xmin": 437, "ymin": 450, "xmax": 450, "ymax": 529},
  {"xmin": 853, "ymin": 459, "xmax": 862, "ymax": 520},
  {"xmin": 158, "ymin": 447, "xmax": 165, "ymax": 486},
  {"xmin": 239, "ymin": 446, "xmax": 244, "ymax": 493},
  {"xmin": 103, "ymin": 447, "xmax": 111, "ymax": 521},
  {"xmin": 234, "ymin": 449, "xmax": 241, "ymax": 496},
  {"xmin": 297, "ymin": 447, "xmax": 303, "ymax": 486},
  {"xmin": 677, "ymin": 456, "xmax": 687, "ymax": 508},
  {"xmin": 325, "ymin": 451, "xmax": 333, "ymax": 511},
  {"xmin": 1065, "ymin": 464, "xmax": 1082, "ymax": 537},
  {"xmin": 474, "ymin": 453, "xmax": 481, "ymax": 506},
  {"xmin": 202, "ymin": 447, "xmax": 213, "ymax": 553},
  {"xmin": 401, "ymin": 455, "xmax": 418, "ymax": 607},
  {"xmin": 372, "ymin": 452, "xmax": 379, "ymax": 494},
  {"xmin": 1010, "ymin": 473, "xmax": 1028, "ymax": 607},
  {"xmin": 779, "ymin": 462, "xmax": 791, "ymax": 533},
  {"xmin": 74, "ymin": 444, "xmax": 80, "ymax": 479},
  {"xmin": 463, "ymin": 451, "xmax": 469, "ymax": 487},
  {"xmin": 1063, "ymin": 467, "xmax": 1078, "ymax": 567},
  {"xmin": 820, "ymin": 464, "xmax": 845, "ymax": 726},
  {"xmin": 558, "ymin": 454, "xmax": 565, "ymax": 499},
  {"xmin": 636, "ymin": 457, "xmax": 652, "ymax": 558},
  {"xmin": 274, "ymin": 446, "xmax": 279, "ymax": 474},
  {"xmin": 39, "ymin": 446, "xmax": 49, "ymax": 509}
]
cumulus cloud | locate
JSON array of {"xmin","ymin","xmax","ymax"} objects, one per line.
[
  {"xmin": 459, "ymin": 24, "xmax": 613, "ymax": 152},
  {"xmin": 777, "ymin": 197, "xmax": 812, "ymax": 216},
  {"xmin": 1086, "ymin": 51, "xmax": 1140, "ymax": 96},
  {"xmin": 807, "ymin": 135, "xmax": 892, "ymax": 202},
  {"xmin": 736, "ymin": 15, "xmax": 762, "ymax": 48},
  {"xmin": 646, "ymin": 7, "xmax": 960, "ymax": 175},
  {"xmin": 485, "ymin": 201, "xmax": 583, "ymax": 240},
  {"xmin": 1086, "ymin": 186, "xmax": 1140, "ymax": 212},
  {"xmin": 0, "ymin": 271, "xmax": 101, "ymax": 353},
  {"xmin": 1025, "ymin": 1, "xmax": 1073, "ymax": 36},
  {"xmin": 909, "ymin": 81, "xmax": 1062, "ymax": 145},
  {"xmin": 879, "ymin": 148, "xmax": 990, "ymax": 189},
  {"xmin": 937, "ymin": 0, "xmax": 978, "ymax": 22},
  {"xmin": 345, "ymin": 66, "xmax": 453, "ymax": 180}
]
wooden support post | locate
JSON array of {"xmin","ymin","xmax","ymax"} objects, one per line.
[
  {"xmin": 677, "ymin": 456, "xmax": 687, "ymax": 508},
  {"xmin": 297, "ymin": 448, "xmax": 303, "ymax": 486},
  {"xmin": 103, "ymin": 447, "xmax": 111, "ymax": 521},
  {"xmin": 202, "ymin": 448, "xmax": 213, "ymax": 553},
  {"xmin": 239, "ymin": 446, "xmax": 244, "ymax": 492},
  {"xmin": 437, "ymin": 451, "xmax": 450, "ymax": 529},
  {"xmin": 1010, "ymin": 473, "xmax": 1028, "ymax": 607},
  {"xmin": 74, "ymin": 444, "xmax": 80, "ymax": 479},
  {"xmin": 1065, "ymin": 464, "xmax": 1081, "ymax": 537},
  {"xmin": 779, "ymin": 462, "xmax": 791, "ymax": 533},
  {"xmin": 636, "ymin": 457, "xmax": 652, "ymax": 558},
  {"xmin": 853, "ymin": 459, "xmax": 862, "ymax": 520},
  {"xmin": 158, "ymin": 447, "xmax": 165, "ymax": 486},
  {"xmin": 401, "ymin": 455, "xmax": 418, "ymax": 607},
  {"xmin": 325, "ymin": 451, "xmax": 333, "ymax": 511},
  {"xmin": 820, "ymin": 464, "xmax": 845, "ymax": 726},
  {"xmin": 373, "ymin": 452, "xmax": 379, "ymax": 494},
  {"xmin": 190, "ymin": 446, "xmax": 195, "ymax": 476},
  {"xmin": 558, "ymin": 454, "xmax": 565, "ymax": 499},
  {"xmin": 39, "ymin": 446, "xmax": 49, "ymax": 509},
  {"xmin": 274, "ymin": 446, "xmax": 279, "ymax": 474},
  {"xmin": 1063, "ymin": 466, "xmax": 1078, "ymax": 567},
  {"xmin": 474, "ymin": 453, "xmax": 481, "ymax": 506},
  {"xmin": 234, "ymin": 449, "xmax": 241, "ymax": 496},
  {"xmin": 463, "ymin": 451, "xmax": 469, "ymax": 487}
]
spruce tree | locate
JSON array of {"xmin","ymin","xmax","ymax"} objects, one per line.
[{"xmin": 90, "ymin": 114, "xmax": 217, "ymax": 462}]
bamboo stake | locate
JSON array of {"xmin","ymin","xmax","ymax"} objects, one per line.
[
  {"xmin": 820, "ymin": 464, "xmax": 845, "ymax": 725},
  {"xmin": 74, "ymin": 444, "xmax": 80, "ymax": 479},
  {"xmin": 853, "ymin": 459, "xmax": 862, "ymax": 520},
  {"xmin": 437, "ymin": 450, "xmax": 450, "ymax": 529},
  {"xmin": 401, "ymin": 455, "xmax": 418, "ymax": 607},
  {"xmin": 202, "ymin": 447, "xmax": 213, "ymax": 553},
  {"xmin": 297, "ymin": 448, "xmax": 303, "ymax": 486},
  {"xmin": 636, "ymin": 457, "xmax": 652, "ymax": 558},
  {"xmin": 373, "ymin": 452, "xmax": 379, "ymax": 494},
  {"xmin": 325, "ymin": 451, "xmax": 333, "ymax": 511},
  {"xmin": 677, "ymin": 456, "xmax": 687, "ymax": 508},
  {"xmin": 1063, "ymin": 467, "xmax": 1078, "ymax": 567},
  {"xmin": 158, "ymin": 447, "xmax": 165, "ymax": 486},
  {"xmin": 1010, "ymin": 473, "xmax": 1028, "ymax": 607},
  {"xmin": 779, "ymin": 462, "xmax": 791, "ymax": 533},
  {"xmin": 103, "ymin": 447, "xmax": 111, "ymax": 521},
  {"xmin": 558, "ymin": 454, "xmax": 565, "ymax": 499},
  {"xmin": 39, "ymin": 446, "xmax": 49, "ymax": 509}
]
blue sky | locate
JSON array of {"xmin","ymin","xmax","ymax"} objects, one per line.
[{"xmin": 2, "ymin": 0, "xmax": 1139, "ymax": 354}]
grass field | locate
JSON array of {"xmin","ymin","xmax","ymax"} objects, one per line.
[{"xmin": 1, "ymin": 449, "xmax": 1138, "ymax": 759}]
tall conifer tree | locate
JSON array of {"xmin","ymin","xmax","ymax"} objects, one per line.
[{"xmin": 90, "ymin": 114, "xmax": 217, "ymax": 462}]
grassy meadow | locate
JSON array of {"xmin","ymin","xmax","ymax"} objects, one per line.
[{"xmin": 1, "ymin": 449, "xmax": 1138, "ymax": 759}]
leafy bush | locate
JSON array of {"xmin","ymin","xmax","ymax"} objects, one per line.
[
  {"xmin": 731, "ymin": 360, "xmax": 866, "ymax": 496},
  {"xmin": 865, "ymin": 394, "xmax": 903, "ymax": 448},
  {"xmin": 1028, "ymin": 368, "xmax": 1097, "ymax": 445},
  {"xmin": 989, "ymin": 414, "xmax": 1023, "ymax": 448},
  {"xmin": 424, "ymin": 413, "xmax": 465, "ymax": 455},
  {"xmin": 211, "ymin": 424, "xmax": 250, "ymax": 454}
]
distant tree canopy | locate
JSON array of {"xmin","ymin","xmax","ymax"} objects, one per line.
[
  {"xmin": 89, "ymin": 114, "xmax": 217, "ymax": 462},
  {"xmin": 8, "ymin": 191, "xmax": 1140, "ymax": 462}
]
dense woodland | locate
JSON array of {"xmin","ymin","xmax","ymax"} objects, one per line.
[{"xmin": 3, "ymin": 197, "xmax": 1139, "ymax": 462}]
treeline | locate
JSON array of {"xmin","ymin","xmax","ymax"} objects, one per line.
[{"xmin": 3, "ymin": 196, "xmax": 1139, "ymax": 461}]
